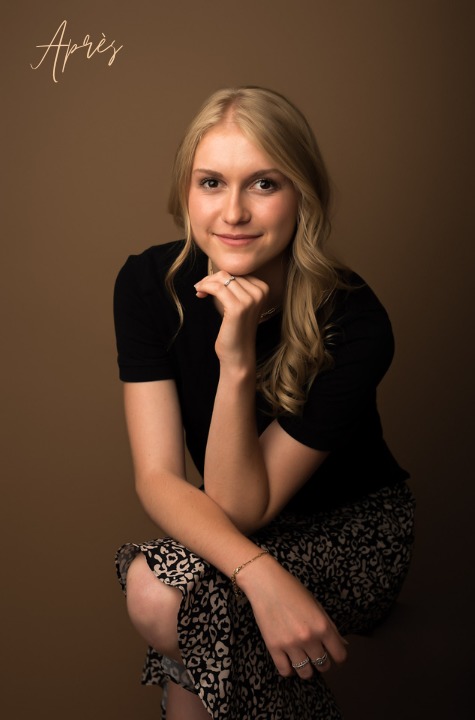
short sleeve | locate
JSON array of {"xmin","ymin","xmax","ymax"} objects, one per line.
[
  {"xmin": 278, "ymin": 284, "xmax": 395, "ymax": 451},
  {"xmin": 113, "ymin": 253, "xmax": 176, "ymax": 382}
]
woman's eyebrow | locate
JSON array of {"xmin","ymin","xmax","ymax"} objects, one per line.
[
  {"xmin": 192, "ymin": 168, "xmax": 283, "ymax": 179},
  {"xmin": 192, "ymin": 168, "xmax": 225, "ymax": 178},
  {"xmin": 247, "ymin": 169, "xmax": 283, "ymax": 181}
]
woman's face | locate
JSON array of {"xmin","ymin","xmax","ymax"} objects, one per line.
[{"xmin": 188, "ymin": 122, "xmax": 299, "ymax": 285}]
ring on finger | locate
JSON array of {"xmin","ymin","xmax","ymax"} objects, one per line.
[
  {"xmin": 291, "ymin": 657, "xmax": 310, "ymax": 670},
  {"xmin": 311, "ymin": 651, "xmax": 329, "ymax": 667},
  {"xmin": 223, "ymin": 276, "xmax": 236, "ymax": 287}
]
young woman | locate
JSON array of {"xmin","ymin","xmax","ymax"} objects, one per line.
[{"xmin": 114, "ymin": 86, "xmax": 414, "ymax": 719}]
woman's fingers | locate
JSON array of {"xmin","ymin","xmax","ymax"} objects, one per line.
[
  {"xmin": 287, "ymin": 636, "xmax": 335, "ymax": 678},
  {"xmin": 285, "ymin": 642, "xmax": 340, "ymax": 679},
  {"xmin": 194, "ymin": 271, "xmax": 269, "ymax": 316},
  {"xmin": 247, "ymin": 563, "xmax": 349, "ymax": 681},
  {"xmin": 307, "ymin": 648, "xmax": 331, "ymax": 673},
  {"xmin": 317, "ymin": 615, "xmax": 348, "ymax": 666},
  {"xmin": 194, "ymin": 272, "xmax": 270, "ymax": 366},
  {"xmin": 289, "ymin": 654, "xmax": 315, "ymax": 679},
  {"xmin": 273, "ymin": 645, "xmax": 333, "ymax": 680},
  {"xmin": 264, "ymin": 613, "xmax": 346, "ymax": 680}
]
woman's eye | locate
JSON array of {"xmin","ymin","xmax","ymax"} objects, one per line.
[
  {"xmin": 255, "ymin": 178, "xmax": 278, "ymax": 191},
  {"xmin": 200, "ymin": 178, "xmax": 220, "ymax": 189}
]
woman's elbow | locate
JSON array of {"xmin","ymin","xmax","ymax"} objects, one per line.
[{"xmin": 203, "ymin": 489, "xmax": 269, "ymax": 535}]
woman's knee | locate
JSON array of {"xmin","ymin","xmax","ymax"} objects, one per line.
[
  {"xmin": 125, "ymin": 553, "xmax": 182, "ymax": 657},
  {"xmin": 126, "ymin": 554, "xmax": 153, "ymax": 603}
]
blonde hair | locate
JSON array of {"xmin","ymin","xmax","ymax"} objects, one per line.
[{"xmin": 167, "ymin": 86, "xmax": 348, "ymax": 415}]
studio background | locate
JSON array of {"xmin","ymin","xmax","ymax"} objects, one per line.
[{"xmin": 2, "ymin": 1, "xmax": 473, "ymax": 718}]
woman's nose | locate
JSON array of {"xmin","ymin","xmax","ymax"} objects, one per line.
[{"xmin": 222, "ymin": 189, "xmax": 251, "ymax": 225}]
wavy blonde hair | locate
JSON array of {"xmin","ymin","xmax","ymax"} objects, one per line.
[{"xmin": 167, "ymin": 86, "xmax": 349, "ymax": 415}]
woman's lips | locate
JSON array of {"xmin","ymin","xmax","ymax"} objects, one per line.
[{"xmin": 214, "ymin": 233, "xmax": 261, "ymax": 246}]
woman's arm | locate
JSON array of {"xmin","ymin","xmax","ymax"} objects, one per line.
[
  {"xmin": 123, "ymin": 379, "xmax": 261, "ymax": 575},
  {"xmin": 124, "ymin": 378, "xmax": 347, "ymax": 675},
  {"xmin": 205, "ymin": 371, "xmax": 329, "ymax": 532},
  {"xmin": 195, "ymin": 271, "xmax": 329, "ymax": 534}
]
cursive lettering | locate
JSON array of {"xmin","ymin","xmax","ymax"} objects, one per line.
[{"xmin": 31, "ymin": 20, "xmax": 123, "ymax": 83}]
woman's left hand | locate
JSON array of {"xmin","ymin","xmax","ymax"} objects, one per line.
[
  {"xmin": 194, "ymin": 271, "xmax": 269, "ymax": 369},
  {"xmin": 237, "ymin": 554, "xmax": 349, "ymax": 679}
]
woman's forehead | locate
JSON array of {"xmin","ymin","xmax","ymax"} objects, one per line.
[{"xmin": 193, "ymin": 123, "xmax": 276, "ymax": 172}]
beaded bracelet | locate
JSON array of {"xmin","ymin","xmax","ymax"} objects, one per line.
[{"xmin": 231, "ymin": 549, "xmax": 269, "ymax": 598}]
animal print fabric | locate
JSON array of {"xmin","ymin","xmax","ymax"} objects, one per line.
[{"xmin": 116, "ymin": 482, "xmax": 415, "ymax": 719}]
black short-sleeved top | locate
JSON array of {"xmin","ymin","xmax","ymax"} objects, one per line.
[{"xmin": 114, "ymin": 240, "xmax": 409, "ymax": 513}]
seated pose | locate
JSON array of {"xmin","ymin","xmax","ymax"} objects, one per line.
[{"xmin": 114, "ymin": 86, "xmax": 414, "ymax": 720}]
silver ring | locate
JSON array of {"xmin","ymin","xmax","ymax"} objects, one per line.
[
  {"xmin": 291, "ymin": 657, "xmax": 310, "ymax": 669},
  {"xmin": 311, "ymin": 651, "xmax": 328, "ymax": 667},
  {"xmin": 223, "ymin": 276, "xmax": 236, "ymax": 287}
]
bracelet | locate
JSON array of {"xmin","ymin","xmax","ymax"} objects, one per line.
[{"xmin": 231, "ymin": 549, "xmax": 269, "ymax": 598}]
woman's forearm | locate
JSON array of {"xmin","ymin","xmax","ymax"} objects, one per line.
[
  {"xmin": 123, "ymin": 380, "xmax": 264, "ymax": 575},
  {"xmin": 203, "ymin": 363, "xmax": 271, "ymax": 531},
  {"xmin": 193, "ymin": 272, "xmax": 277, "ymax": 531},
  {"xmin": 135, "ymin": 468, "xmax": 263, "ymax": 576}
]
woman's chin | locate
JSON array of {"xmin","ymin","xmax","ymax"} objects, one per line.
[
  {"xmin": 225, "ymin": 266, "xmax": 254, "ymax": 278},
  {"xmin": 212, "ymin": 261, "xmax": 257, "ymax": 278}
]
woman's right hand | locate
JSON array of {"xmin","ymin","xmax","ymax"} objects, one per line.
[
  {"xmin": 236, "ymin": 553, "xmax": 348, "ymax": 678},
  {"xmin": 194, "ymin": 271, "xmax": 269, "ymax": 370}
]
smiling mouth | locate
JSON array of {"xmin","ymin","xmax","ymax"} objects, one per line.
[
  {"xmin": 216, "ymin": 233, "xmax": 261, "ymax": 239},
  {"xmin": 214, "ymin": 233, "xmax": 261, "ymax": 243}
]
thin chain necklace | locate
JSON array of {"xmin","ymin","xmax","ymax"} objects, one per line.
[{"xmin": 207, "ymin": 257, "xmax": 281, "ymax": 323}]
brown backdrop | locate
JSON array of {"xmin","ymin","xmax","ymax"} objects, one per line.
[{"xmin": 3, "ymin": 1, "xmax": 474, "ymax": 718}]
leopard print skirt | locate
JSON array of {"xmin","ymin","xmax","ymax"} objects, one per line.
[{"xmin": 116, "ymin": 482, "xmax": 415, "ymax": 719}]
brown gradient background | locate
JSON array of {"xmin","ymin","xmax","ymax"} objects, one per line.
[{"xmin": 3, "ymin": 1, "xmax": 474, "ymax": 718}]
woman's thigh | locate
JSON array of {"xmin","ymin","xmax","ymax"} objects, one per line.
[{"xmin": 254, "ymin": 483, "xmax": 415, "ymax": 635}]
